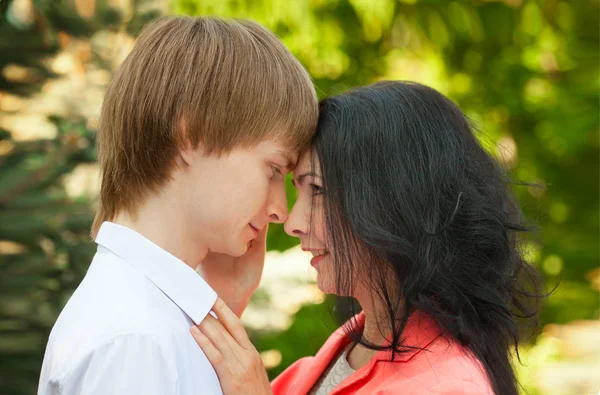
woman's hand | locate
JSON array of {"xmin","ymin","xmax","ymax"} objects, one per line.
[
  {"xmin": 197, "ymin": 225, "xmax": 268, "ymax": 317},
  {"xmin": 191, "ymin": 298, "xmax": 272, "ymax": 395}
]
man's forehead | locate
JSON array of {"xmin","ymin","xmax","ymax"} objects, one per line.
[{"xmin": 254, "ymin": 140, "xmax": 298, "ymax": 168}]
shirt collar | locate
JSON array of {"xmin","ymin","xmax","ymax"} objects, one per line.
[
  {"xmin": 95, "ymin": 221, "xmax": 217, "ymax": 325},
  {"xmin": 319, "ymin": 310, "xmax": 444, "ymax": 364}
]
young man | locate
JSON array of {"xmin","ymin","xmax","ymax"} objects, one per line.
[{"xmin": 38, "ymin": 16, "xmax": 318, "ymax": 395}]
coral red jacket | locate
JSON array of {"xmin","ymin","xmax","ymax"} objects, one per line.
[{"xmin": 271, "ymin": 312, "xmax": 494, "ymax": 395}]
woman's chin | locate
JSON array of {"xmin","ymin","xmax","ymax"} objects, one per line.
[{"xmin": 315, "ymin": 277, "xmax": 336, "ymax": 295}]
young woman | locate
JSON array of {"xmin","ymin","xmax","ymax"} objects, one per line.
[{"xmin": 191, "ymin": 81, "xmax": 542, "ymax": 395}]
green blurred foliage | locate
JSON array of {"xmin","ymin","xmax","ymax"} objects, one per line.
[{"xmin": 0, "ymin": 0, "xmax": 597, "ymax": 393}]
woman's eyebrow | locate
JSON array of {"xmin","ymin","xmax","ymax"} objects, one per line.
[{"xmin": 297, "ymin": 172, "xmax": 321, "ymax": 184}]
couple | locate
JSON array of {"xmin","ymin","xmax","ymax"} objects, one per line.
[{"xmin": 38, "ymin": 16, "xmax": 539, "ymax": 395}]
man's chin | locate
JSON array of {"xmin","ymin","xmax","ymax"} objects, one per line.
[
  {"xmin": 207, "ymin": 241, "xmax": 247, "ymax": 257},
  {"xmin": 229, "ymin": 240, "xmax": 250, "ymax": 257}
]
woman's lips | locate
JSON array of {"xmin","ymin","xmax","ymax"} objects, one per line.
[{"xmin": 310, "ymin": 252, "xmax": 328, "ymax": 267}]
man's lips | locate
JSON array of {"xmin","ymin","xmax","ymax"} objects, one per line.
[{"xmin": 248, "ymin": 223, "xmax": 259, "ymax": 237}]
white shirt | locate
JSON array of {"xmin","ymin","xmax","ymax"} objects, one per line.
[{"xmin": 38, "ymin": 222, "xmax": 222, "ymax": 395}]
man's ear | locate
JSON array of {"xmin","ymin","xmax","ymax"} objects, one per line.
[
  {"xmin": 180, "ymin": 140, "xmax": 196, "ymax": 166},
  {"xmin": 178, "ymin": 116, "xmax": 199, "ymax": 166}
]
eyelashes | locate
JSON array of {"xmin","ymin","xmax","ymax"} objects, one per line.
[
  {"xmin": 310, "ymin": 184, "xmax": 323, "ymax": 196},
  {"xmin": 271, "ymin": 166, "xmax": 282, "ymax": 177}
]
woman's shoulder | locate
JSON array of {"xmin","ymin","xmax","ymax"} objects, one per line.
[
  {"xmin": 378, "ymin": 331, "xmax": 494, "ymax": 394},
  {"xmin": 424, "ymin": 333, "xmax": 492, "ymax": 388}
]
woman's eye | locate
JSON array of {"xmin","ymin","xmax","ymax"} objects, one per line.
[
  {"xmin": 310, "ymin": 184, "xmax": 323, "ymax": 195},
  {"xmin": 271, "ymin": 166, "xmax": 282, "ymax": 177}
]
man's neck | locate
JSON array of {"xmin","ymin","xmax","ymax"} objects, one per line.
[{"xmin": 112, "ymin": 193, "xmax": 208, "ymax": 271}]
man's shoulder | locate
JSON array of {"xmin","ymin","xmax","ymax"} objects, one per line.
[
  {"xmin": 40, "ymin": 249, "xmax": 222, "ymax": 394},
  {"xmin": 43, "ymin": 253, "xmax": 195, "ymax": 374},
  {"xmin": 40, "ymin": 332, "xmax": 184, "ymax": 394},
  {"xmin": 41, "ymin": 324, "xmax": 222, "ymax": 394},
  {"xmin": 48, "ymin": 262, "xmax": 147, "ymax": 340},
  {"xmin": 45, "ymin": 331, "xmax": 161, "ymax": 371},
  {"xmin": 52, "ymin": 250, "xmax": 191, "ymax": 334}
]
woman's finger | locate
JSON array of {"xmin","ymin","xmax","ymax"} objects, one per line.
[
  {"xmin": 191, "ymin": 325, "xmax": 271, "ymax": 395},
  {"xmin": 211, "ymin": 297, "xmax": 253, "ymax": 350},
  {"xmin": 190, "ymin": 326, "xmax": 227, "ymax": 375},
  {"xmin": 198, "ymin": 313, "xmax": 240, "ymax": 363}
]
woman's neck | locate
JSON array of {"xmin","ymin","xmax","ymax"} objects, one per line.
[{"xmin": 345, "ymin": 292, "xmax": 396, "ymax": 370}]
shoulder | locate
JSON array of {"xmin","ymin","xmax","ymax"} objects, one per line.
[
  {"xmin": 51, "ymin": 251, "xmax": 191, "ymax": 341},
  {"xmin": 373, "ymin": 333, "xmax": 493, "ymax": 394},
  {"xmin": 50, "ymin": 332, "xmax": 173, "ymax": 377},
  {"xmin": 422, "ymin": 334, "xmax": 492, "ymax": 387},
  {"xmin": 42, "ymin": 332, "xmax": 180, "ymax": 393},
  {"xmin": 423, "ymin": 377, "xmax": 495, "ymax": 394},
  {"xmin": 374, "ymin": 376, "xmax": 494, "ymax": 395}
]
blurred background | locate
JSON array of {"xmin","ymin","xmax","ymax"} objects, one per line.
[{"xmin": 0, "ymin": 0, "xmax": 598, "ymax": 394}]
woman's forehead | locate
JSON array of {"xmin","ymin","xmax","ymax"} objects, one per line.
[{"xmin": 294, "ymin": 150, "xmax": 319, "ymax": 174}]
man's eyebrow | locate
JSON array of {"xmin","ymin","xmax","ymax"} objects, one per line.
[{"xmin": 275, "ymin": 150, "xmax": 297, "ymax": 170}]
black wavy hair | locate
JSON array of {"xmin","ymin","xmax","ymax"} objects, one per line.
[{"xmin": 312, "ymin": 81, "xmax": 543, "ymax": 395}]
